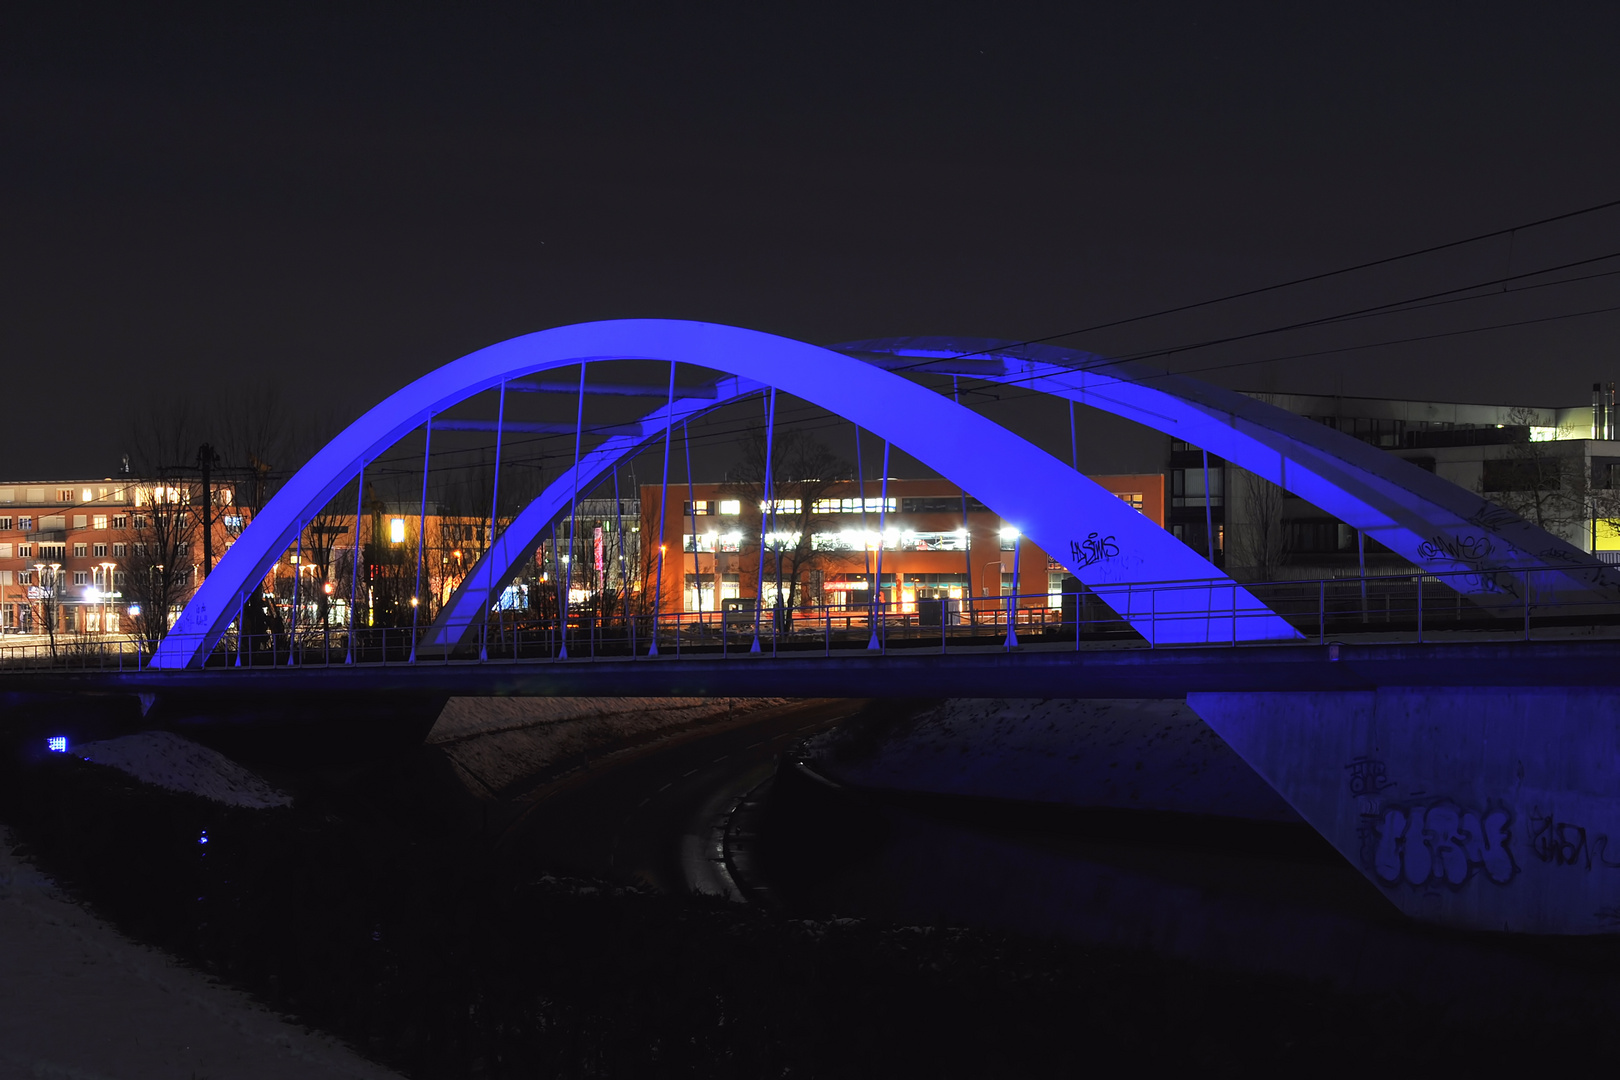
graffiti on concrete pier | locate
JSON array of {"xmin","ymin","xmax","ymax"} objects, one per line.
[
  {"xmin": 1371, "ymin": 802, "xmax": 1517, "ymax": 888},
  {"xmin": 1345, "ymin": 756, "xmax": 1395, "ymax": 798},
  {"xmin": 1527, "ymin": 812, "xmax": 1620, "ymax": 871}
]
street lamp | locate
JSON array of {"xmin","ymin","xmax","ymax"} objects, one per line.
[
  {"xmin": 998, "ymin": 527, "xmax": 1022, "ymax": 649},
  {"xmin": 100, "ymin": 561, "xmax": 116, "ymax": 633}
]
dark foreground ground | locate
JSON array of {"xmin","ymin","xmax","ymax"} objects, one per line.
[{"xmin": 3, "ymin": 721, "xmax": 1618, "ymax": 1076}]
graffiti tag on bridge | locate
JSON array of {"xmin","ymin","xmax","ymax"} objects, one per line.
[
  {"xmin": 1417, "ymin": 533, "xmax": 1493, "ymax": 564},
  {"xmin": 1371, "ymin": 801, "xmax": 1516, "ymax": 888},
  {"xmin": 1528, "ymin": 811, "xmax": 1620, "ymax": 871},
  {"xmin": 1345, "ymin": 756, "xmax": 1396, "ymax": 797},
  {"xmin": 1071, "ymin": 533, "xmax": 1120, "ymax": 569},
  {"xmin": 1416, "ymin": 533, "xmax": 1517, "ymax": 594}
]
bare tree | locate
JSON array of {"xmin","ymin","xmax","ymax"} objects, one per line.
[
  {"xmin": 23, "ymin": 564, "xmax": 63, "ymax": 656},
  {"xmin": 120, "ymin": 405, "xmax": 203, "ymax": 653},
  {"xmin": 121, "ymin": 478, "xmax": 200, "ymax": 653},
  {"xmin": 721, "ymin": 427, "xmax": 850, "ymax": 623},
  {"xmin": 1479, "ymin": 408, "xmax": 1589, "ymax": 542},
  {"xmin": 294, "ymin": 482, "xmax": 361, "ymax": 646},
  {"xmin": 1232, "ymin": 468, "xmax": 1290, "ymax": 582}
]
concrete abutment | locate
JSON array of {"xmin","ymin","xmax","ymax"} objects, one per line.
[{"xmin": 1186, "ymin": 687, "xmax": 1620, "ymax": 934}]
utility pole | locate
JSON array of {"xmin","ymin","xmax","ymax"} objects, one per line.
[{"xmin": 197, "ymin": 443, "xmax": 220, "ymax": 576}]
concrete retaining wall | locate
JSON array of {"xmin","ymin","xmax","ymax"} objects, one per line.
[{"xmin": 1187, "ymin": 688, "xmax": 1620, "ymax": 934}]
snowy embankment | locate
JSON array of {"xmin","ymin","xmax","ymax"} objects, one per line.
[
  {"xmin": 0, "ymin": 829, "xmax": 401, "ymax": 1078},
  {"xmin": 76, "ymin": 730, "xmax": 293, "ymax": 808},
  {"xmin": 428, "ymin": 696, "xmax": 793, "ymax": 799},
  {"xmin": 802, "ymin": 698, "xmax": 1299, "ymax": 822}
]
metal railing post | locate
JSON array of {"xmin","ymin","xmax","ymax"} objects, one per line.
[
  {"xmin": 1318, "ymin": 578, "xmax": 1326, "ymax": 644},
  {"xmin": 1524, "ymin": 569, "xmax": 1531, "ymax": 641},
  {"xmin": 1149, "ymin": 587, "xmax": 1156, "ymax": 649}
]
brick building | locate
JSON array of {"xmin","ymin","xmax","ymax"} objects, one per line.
[
  {"xmin": 639, "ymin": 474, "xmax": 1164, "ymax": 617},
  {"xmin": 0, "ymin": 478, "xmax": 241, "ymax": 635}
]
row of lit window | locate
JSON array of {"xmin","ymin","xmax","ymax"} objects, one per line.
[
  {"xmin": 0, "ymin": 514, "xmax": 134, "ymax": 532},
  {"xmin": 683, "ymin": 498, "xmax": 904, "ymax": 516},
  {"xmin": 0, "ymin": 485, "xmax": 240, "ymax": 507},
  {"xmin": 0, "ymin": 541, "xmax": 127, "ymax": 559},
  {"xmin": 0, "ymin": 569, "xmax": 127, "ymax": 587},
  {"xmin": 0, "ymin": 485, "xmax": 125, "ymax": 505},
  {"xmin": 680, "ymin": 526, "xmax": 1021, "ymax": 554}
]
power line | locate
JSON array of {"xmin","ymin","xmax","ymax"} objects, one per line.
[{"xmin": 905, "ymin": 194, "xmax": 1620, "ymax": 367}]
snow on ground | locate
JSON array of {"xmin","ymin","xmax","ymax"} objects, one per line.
[
  {"xmin": 0, "ymin": 828, "xmax": 401, "ymax": 1080},
  {"xmin": 75, "ymin": 730, "xmax": 293, "ymax": 809},
  {"xmin": 804, "ymin": 698, "xmax": 1300, "ymax": 821},
  {"xmin": 429, "ymin": 696, "xmax": 791, "ymax": 798}
]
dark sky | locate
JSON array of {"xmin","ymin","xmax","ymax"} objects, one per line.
[{"xmin": 5, "ymin": 1, "xmax": 1620, "ymax": 481}]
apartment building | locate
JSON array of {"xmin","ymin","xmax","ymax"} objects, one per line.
[{"xmin": 0, "ymin": 479, "xmax": 242, "ymax": 634}]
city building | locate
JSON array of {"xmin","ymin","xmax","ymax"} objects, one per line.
[
  {"xmin": 640, "ymin": 474, "xmax": 1164, "ymax": 616},
  {"xmin": 0, "ymin": 478, "xmax": 239, "ymax": 635},
  {"xmin": 1172, "ymin": 386, "xmax": 1620, "ymax": 580}
]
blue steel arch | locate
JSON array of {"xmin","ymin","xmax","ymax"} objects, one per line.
[
  {"xmin": 152, "ymin": 320, "xmax": 1297, "ymax": 668},
  {"xmin": 840, "ymin": 337, "xmax": 1620, "ymax": 612}
]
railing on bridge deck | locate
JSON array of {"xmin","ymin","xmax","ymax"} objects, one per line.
[{"xmin": 0, "ymin": 566, "xmax": 1611, "ymax": 672}]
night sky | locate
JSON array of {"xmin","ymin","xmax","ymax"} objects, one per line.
[{"xmin": 6, "ymin": 2, "xmax": 1620, "ymax": 481}]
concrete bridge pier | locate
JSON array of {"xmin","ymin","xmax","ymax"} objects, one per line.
[{"xmin": 1186, "ymin": 688, "xmax": 1620, "ymax": 935}]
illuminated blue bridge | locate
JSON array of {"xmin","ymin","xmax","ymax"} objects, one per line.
[{"xmin": 10, "ymin": 319, "xmax": 1620, "ymax": 936}]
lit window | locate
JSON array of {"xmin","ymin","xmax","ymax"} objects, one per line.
[
  {"xmin": 390, "ymin": 518, "xmax": 406, "ymax": 543},
  {"xmin": 93, "ymin": 514, "xmax": 108, "ymax": 530},
  {"xmin": 718, "ymin": 499, "xmax": 741, "ymax": 515},
  {"xmin": 46, "ymin": 736, "xmax": 68, "ymax": 753},
  {"xmin": 82, "ymin": 489, "xmax": 92, "ymax": 502}
]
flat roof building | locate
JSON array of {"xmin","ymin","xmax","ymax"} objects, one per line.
[{"xmin": 640, "ymin": 474, "xmax": 1164, "ymax": 617}]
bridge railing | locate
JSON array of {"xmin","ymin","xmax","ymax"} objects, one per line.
[{"xmin": 0, "ymin": 565, "xmax": 1613, "ymax": 671}]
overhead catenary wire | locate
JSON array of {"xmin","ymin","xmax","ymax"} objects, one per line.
[{"xmin": 310, "ymin": 196, "xmax": 1620, "ymax": 506}]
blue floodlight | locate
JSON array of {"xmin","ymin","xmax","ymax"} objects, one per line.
[{"xmin": 46, "ymin": 736, "xmax": 68, "ymax": 753}]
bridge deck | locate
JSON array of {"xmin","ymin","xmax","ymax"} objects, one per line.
[{"xmin": 8, "ymin": 638, "xmax": 1620, "ymax": 700}]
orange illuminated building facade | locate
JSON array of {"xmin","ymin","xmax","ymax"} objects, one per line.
[
  {"xmin": 640, "ymin": 474, "xmax": 1164, "ymax": 616},
  {"xmin": 0, "ymin": 478, "xmax": 243, "ymax": 635}
]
